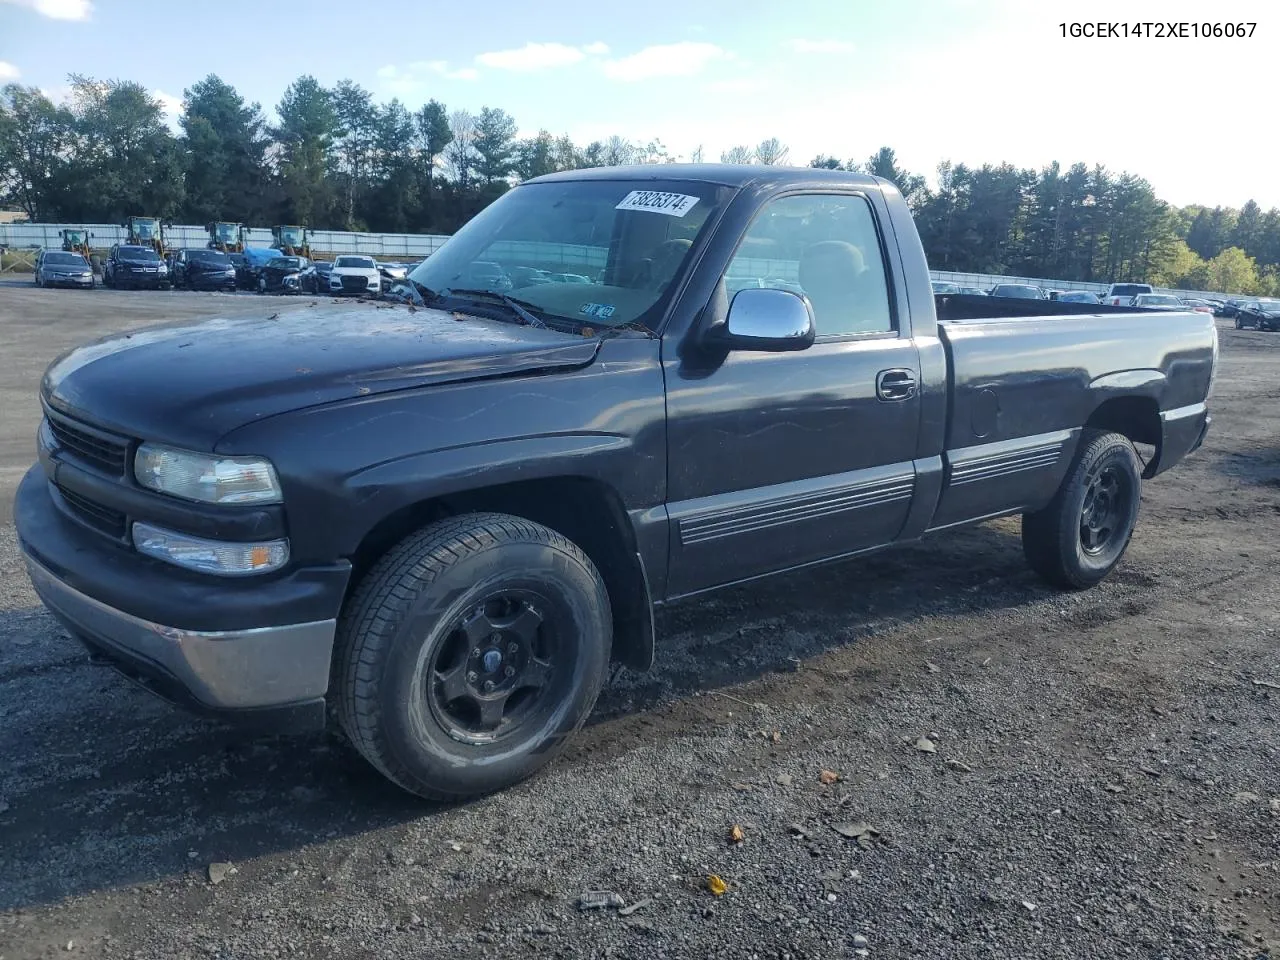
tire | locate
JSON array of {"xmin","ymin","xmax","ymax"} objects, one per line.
[
  {"xmin": 334, "ymin": 512, "xmax": 612, "ymax": 800},
  {"xmin": 1021, "ymin": 429, "xmax": 1142, "ymax": 590},
  {"xmin": 258, "ymin": 277, "xmax": 266, "ymax": 294},
  {"xmin": 1235, "ymin": 318, "xmax": 1243, "ymax": 329}
]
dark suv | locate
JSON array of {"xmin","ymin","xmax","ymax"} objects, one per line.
[
  {"xmin": 103, "ymin": 245, "xmax": 170, "ymax": 290},
  {"xmin": 171, "ymin": 248, "xmax": 237, "ymax": 291}
]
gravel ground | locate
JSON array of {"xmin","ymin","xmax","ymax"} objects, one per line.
[{"xmin": 0, "ymin": 282, "xmax": 1277, "ymax": 960}]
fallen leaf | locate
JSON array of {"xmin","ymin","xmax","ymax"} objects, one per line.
[
  {"xmin": 1233, "ymin": 791, "xmax": 1261, "ymax": 804},
  {"xmin": 1104, "ymin": 784, "xmax": 1125, "ymax": 794},
  {"xmin": 944, "ymin": 758, "xmax": 973, "ymax": 773},
  {"xmin": 267, "ymin": 313, "xmax": 279, "ymax": 320},
  {"xmin": 730, "ymin": 782, "xmax": 752, "ymax": 793},
  {"xmin": 729, "ymin": 824, "xmax": 745, "ymax": 844},
  {"xmin": 1022, "ymin": 901, "xmax": 1037, "ymax": 912},
  {"xmin": 833, "ymin": 822, "xmax": 880, "ymax": 843},
  {"xmin": 581, "ymin": 326, "xmax": 595, "ymax": 337},
  {"xmin": 914, "ymin": 737, "xmax": 937, "ymax": 754},
  {"xmin": 770, "ymin": 731, "xmax": 782, "ymax": 743},
  {"xmin": 819, "ymin": 769, "xmax": 841, "ymax": 785},
  {"xmin": 926, "ymin": 662, "xmax": 941, "ymax": 674},
  {"xmin": 775, "ymin": 773, "xmax": 793, "ymax": 787},
  {"xmin": 207, "ymin": 862, "xmax": 236, "ymax": 885},
  {"xmin": 1137, "ymin": 765, "xmax": 1161, "ymax": 778},
  {"xmin": 706, "ymin": 875, "xmax": 728, "ymax": 896},
  {"xmin": 1252, "ymin": 679, "xmax": 1280, "ymax": 690}
]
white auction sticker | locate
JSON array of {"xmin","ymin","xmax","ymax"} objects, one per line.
[{"xmin": 615, "ymin": 190, "xmax": 700, "ymax": 217}]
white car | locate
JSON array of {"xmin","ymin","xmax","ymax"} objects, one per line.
[
  {"xmin": 329, "ymin": 255, "xmax": 382, "ymax": 296},
  {"xmin": 1104, "ymin": 282, "xmax": 1153, "ymax": 306}
]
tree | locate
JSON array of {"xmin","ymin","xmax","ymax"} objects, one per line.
[
  {"xmin": 720, "ymin": 145, "xmax": 753, "ymax": 164},
  {"xmin": 601, "ymin": 135, "xmax": 635, "ymax": 166},
  {"xmin": 330, "ymin": 80, "xmax": 376, "ymax": 228},
  {"xmin": 1231, "ymin": 199, "xmax": 1264, "ymax": 258},
  {"xmin": 179, "ymin": 75, "xmax": 271, "ymax": 224},
  {"xmin": 0, "ymin": 84, "xmax": 74, "ymax": 220},
  {"xmin": 516, "ymin": 130, "xmax": 557, "ymax": 180},
  {"xmin": 808, "ymin": 154, "xmax": 846, "ymax": 169},
  {"xmin": 471, "ymin": 107, "xmax": 517, "ymax": 185},
  {"xmin": 862, "ymin": 146, "xmax": 925, "ymax": 203},
  {"xmin": 754, "ymin": 137, "xmax": 789, "ymax": 165},
  {"xmin": 1204, "ymin": 246, "xmax": 1260, "ymax": 294},
  {"xmin": 444, "ymin": 109, "xmax": 476, "ymax": 185},
  {"xmin": 62, "ymin": 75, "xmax": 184, "ymax": 221},
  {"xmin": 274, "ymin": 75, "xmax": 337, "ymax": 226}
]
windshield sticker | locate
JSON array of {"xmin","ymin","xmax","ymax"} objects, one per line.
[
  {"xmin": 579, "ymin": 302, "xmax": 616, "ymax": 320},
  {"xmin": 615, "ymin": 190, "xmax": 700, "ymax": 217}
]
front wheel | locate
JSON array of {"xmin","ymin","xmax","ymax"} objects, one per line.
[
  {"xmin": 1021, "ymin": 429, "xmax": 1142, "ymax": 589},
  {"xmin": 334, "ymin": 513, "xmax": 612, "ymax": 800}
]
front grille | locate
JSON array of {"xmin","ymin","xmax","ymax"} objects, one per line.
[
  {"xmin": 46, "ymin": 410, "xmax": 130, "ymax": 477},
  {"xmin": 55, "ymin": 484, "xmax": 127, "ymax": 539},
  {"xmin": 341, "ymin": 275, "xmax": 370, "ymax": 293}
]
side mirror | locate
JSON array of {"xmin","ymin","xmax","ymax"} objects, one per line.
[{"xmin": 710, "ymin": 287, "xmax": 816, "ymax": 352}]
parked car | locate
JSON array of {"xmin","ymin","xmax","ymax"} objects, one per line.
[
  {"xmin": 989, "ymin": 283, "xmax": 1045, "ymax": 299},
  {"xmin": 171, "ymin": 248, "xmax": 237, "ymax": 291},
  {"xmin": 465, "ymin": 260, "xmax": 514, "ymax": 290},
  {"xmin": 1131, "ymin": 294, "xmax": 1188, "ymax": 311},
  {"xmin": 227, "ymin": 253, "xmax": 250, "ymax": 289},
  {"xmin": 1104, "ymin": 282, "xmax": 1154, "ymax": 306},
  {"xmin": 328, "ymin": 255, "xmax": 382, "ymax": 296},
  {"xmin": 236, "ymin": 246, "xmax": 281, "ymax": 290},
  {"xmin": 958, "ymin": 286, "xmax": 987, "ymax": 296},
  {"xmin": 931, "ymin": 280, "xmax": 961, "ymax": 294},
  {"xmin": 35, "ymin": 250, "xmax": 94, "ymax": 289},
  {"xmin": 258, "ymin": 256, "xmax": 309, "ymax": 294},
  {"xmin": 377, "ymin": 261, "xmax": 409, "ymax": 286},
  {"xmin": 16, "ymin": 165, "xmax": 1216, "ymax": 801},
  {"xmin": 1057, "ymin": 291, "xmax": 1101, "ymax": 304},
  {"xmin": 300, "ymin": 260, "xmax": 335, "ymax": 294},
  {"xmin": 1234, "ymin": 299, "xmax": 1280, "ymax": 331},
  {"xmin": 1179, "ymin": 298, "xmax": 1216, "ymax": 316},
  {"xmin": 102, "ymin": 244, "xmax": 170, "ymax": 290},
  {"xmin": 545, "ymin": 272, "xmax": 589, "ymax": 285},
  {"xmin": 1218, "ymin": 299, "xmax": 1243, "ymax": 319}
]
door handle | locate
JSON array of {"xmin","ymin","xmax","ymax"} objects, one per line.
[{"xmin": 876, "ymin": 368, "xmax": 917, "ymax": 401}]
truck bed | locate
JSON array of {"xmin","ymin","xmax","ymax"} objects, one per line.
[{"xmin": 926, "ymin": 299, "xmax": 1216, "ymax": 531}]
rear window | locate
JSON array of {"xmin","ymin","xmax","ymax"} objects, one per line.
[
  {"xmin": 992, "ymin": 284, "xmax": 1043, "ymax": 299},
  {"xmin": 1136, "ymin": 295, "xmax": 1181, "ymax": 307},
  {"xmin": 1110, "ymin": 284, "xmax": 1152, "ymax": 297},
  {"xmin": 335, "ymin": 256, "xmax": 375, "ymax": 268}
]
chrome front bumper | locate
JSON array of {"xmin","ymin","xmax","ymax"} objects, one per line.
[{"xmin": 23, "ymin": 553, "xmax": 335, "ymax": 710}]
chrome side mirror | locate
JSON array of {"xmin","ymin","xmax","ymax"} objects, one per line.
[{"xmin": 716, "ymin": 287, "xmax": 816, "ymax": 352}]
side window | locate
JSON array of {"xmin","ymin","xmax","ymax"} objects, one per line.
[{"xmin": 724, "ymin": 193, "xmax": 893, "ymax": 336}]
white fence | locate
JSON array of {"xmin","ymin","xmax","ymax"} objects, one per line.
[
  {"xmin": 0, "ymin": 220, "xmax": 1239, "ymax": 300},
  {"xmin": 0, "ymin": 222, "xmax": 451, "ymax": 260}
]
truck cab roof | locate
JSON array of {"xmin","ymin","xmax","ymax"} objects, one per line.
[{"xmin": 528, "ymin": 163, "xmax": 884, "ymax": 190}]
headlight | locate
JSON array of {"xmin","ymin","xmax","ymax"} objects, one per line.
[
  {"xmin": 132, "ymin": 521, "xmax": 288, "ymax": 576},
  {"xmin": 157, "ymin": 264, "xmax": 168, "ymax": 273},
  {"xmin": 134, "ymin": 443, "xmax": 283, "ymax": 504}
]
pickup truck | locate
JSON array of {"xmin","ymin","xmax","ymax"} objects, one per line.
[{"xmin": 15, "ymin": 166, "xmax": 1217, "ymax": 800}]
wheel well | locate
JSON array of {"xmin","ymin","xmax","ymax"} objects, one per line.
[
  {"xmin": 1086, "ymin": 396, "xmax": 1161, "ymax": 476},
  {"xmin": 345, "ymin": 477, "xmax": 654, "ymax": 671}
]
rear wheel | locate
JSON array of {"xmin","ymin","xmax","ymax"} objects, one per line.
[
  {"xmin": 334, "ymin": 513, "xmax": 612, "ymax": 800},
  {"xmin": 1022, "ymin": 429, "xmax": 1142, "ymax": 589}
]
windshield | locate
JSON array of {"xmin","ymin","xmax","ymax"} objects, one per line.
[
  {"xmin": 1137, "ymin": 295, "xmax": 1181, "ymax": 306},
  {"xmin": 63, "ymin": 231, "xmax": 86, "ymax": 243},
  {"xmin": 407, "ymin": 179, "xmax": 728, "ymax": 328},
  {"xmin": 45, "ymin": 252, "xmax": 86, "ymax": 266},
  {"xmin": 335, "ymin": 256, "xmax": 375, "ymax": 268},
  {"xmin": 993, "ymin": 285, "xmax": 1042, "ymax": 298},
  {"xmin": 268, "ymin": 257, "xmax": 301, "ymax": 269},
  {"xmin": 931, "ymin": 282, "xmax": 959, "ymax": 293},
  {"xmin": 132, "ymin": 219, "xmax": 158, "ymax": 240},
  {"xmin": 277, "ymin": 227, "xmax": 303, "ymax": 245},
  {"xmin": 190, "ymin": 250, "xmax": 230, "ymax": 265},
  {"xmin": 120, "ymin": 247, "xmax": 160, "ymax": 261},
  {"xmin": 214, "ymin": 223, "xmax": 238, "ymax": 240}
]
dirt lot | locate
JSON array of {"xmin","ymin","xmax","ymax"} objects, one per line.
[{"xmin": 0, "ymin": 280, "xmax": 1277, "ymax": 960}]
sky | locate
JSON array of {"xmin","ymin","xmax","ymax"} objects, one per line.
[{"xmin": 0, "ymin": 0, "xmax": 1275, "ymax": 210}]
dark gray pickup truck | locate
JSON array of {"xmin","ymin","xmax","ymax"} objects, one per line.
[{"xmin": 15, "ymin": 166, "xmax": 1217, "ymax": 799}]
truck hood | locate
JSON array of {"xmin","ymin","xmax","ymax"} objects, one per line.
[{"xmin": 42, "ymin": 303, "xmax": 599, "ymax": 449}]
